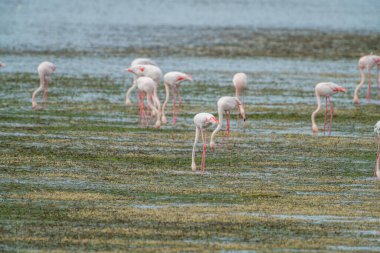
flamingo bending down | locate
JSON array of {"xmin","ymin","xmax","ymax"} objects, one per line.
[
  {"xmin": 311, "ymin": 82, "xmax": 346, "ymax": 135},
  {"xmin": 125, "ymin": 58, "xmax": 157, "ymax": 106},
  {"xmin": 192, "ymin": 113, "xmax": 219, "ymax": 174},
  {"xmin": 126, "ymin": 64, "xmax": 163, "ymax": 113},
  {"xmin": 210, "ymin": 96, "xmax": 246, "ymax": 150},
  {"xmin": 135, "ymin": 77, "xmax": 161, "ymax": 128},
  {"xmin": 353, "ymin": 54, "xmax": 380, "ymax": 104},
  {"xmin": 32, "ymin": 61, "xmax": 56, "ymax": 109},
  {"xmin": 162, "ymin": 72, "xmax": 193, "ymax": 125},
  {"xmin": 233, "ymin": 73, "xmax": 248, "ymax": 102},
  {"xmin": 373, "ymin": 121, "xmax": 380, "ymax": 179}
]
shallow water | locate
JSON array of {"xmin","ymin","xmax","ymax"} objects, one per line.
[{"xmin": 1, "ymin": 0, "xmax": 379, "ymax": 53}]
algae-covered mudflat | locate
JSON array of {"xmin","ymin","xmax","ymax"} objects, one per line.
[
  {"xmin": 2, "ymin": 0, "xmax": 380, "ymax": 252},
  {"xmin": 1, "ymin": 55, "xmax": 380, "ymax": 252}
]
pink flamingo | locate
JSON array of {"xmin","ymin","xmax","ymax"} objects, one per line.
[
  {"xmin": 162, "ymin": 72, "xmax": 193, "ymax": 125},
  {"xmin": 0, "ymin": 62, "xmax": 5, "ymax": 68},
  {"xmin": 311, "ymin": 82, "xmax": 347, "ymax": 135},
  {"xmin": 353, "ymin": 54, "xmax": 380, "ymax": 104},
  {"xmin": 192, "ymin": 113, "xmax": 219, "ymax": 174},
  {"xmin": 233, "ymin": 73, "xmax": 248, "ymax": 102},
  {"xmin": 135, "ymin": 76, "xmax": 162, "ymax": 128},
  {"xmin": 125, "ymin": 58, "xmax": 157, "ymax": 106},
  {"xmin": 32, "ymin": 61, "xmax": 56, "ymax": 110},
  {"xmin": 210, "ymin": 96, "xmax": 246, "ymax": 151},
  {"xmin": 126, "ymin": 64, "xmax": 163, "ymax": 113},
  {"xmin": 373, "ymin": 121, "xmax": 380, "ymax": 179}
]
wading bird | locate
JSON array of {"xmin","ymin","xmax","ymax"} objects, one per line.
[
  {"xmin": 125, "ymin": 58, "xmax": 157, "ymax": 106},
  {"xmin": 162, "ymin": 72, "xmax": 193, "ymax": 125},
  {"xmin": 126, "ymin": 64, "xmax": 163, "ymax": 112},
  {"xmin": 0, "ymin": 62, "xmax": 5, "ymax": 68},
  {"xmin": 233, "ymin": 73, "xmax": 247, "ymax": 102},
  {"xmin": 32, "ymin": 61, "xmax": 56, "ymax": 109},
  {"xmin": 353, "ymin": 54, "xmax": 380, "ymax": 104},
  {"xmin": 192, "ymin": 113, "xmax": 219, "ymax": 174},
  {"xmin": 373, "ymin": 121, "xmax": 380, "ymax": 179},
  {"xmin": 135, "ymin": 76, "xmax": 162, "ymax": 128},
  {"xmin": 311, "ymin": 82, "xmax": 346, "ymax": 135},
  {"xmin": 210, "ymin": 96, "xmax": 246, "ymax": 150}
]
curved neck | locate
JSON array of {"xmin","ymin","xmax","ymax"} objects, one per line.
[
  {"xmin": 311, "ymin": 91, "xmax": 321, "ymax": 128},
  {"xmin": 192, "ymin": 127, "xmax": 200, "ymax": 165},
  {"xmin": 162, "ymin": 82, "xmax": 170, "ymax": 114},
  {"xmin": 210, "ymin": 107, "xmax": 224, "ymax": 144}
]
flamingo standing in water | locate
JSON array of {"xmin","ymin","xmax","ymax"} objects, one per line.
[
  {"xmin": 210, "ymin": 96, "xmax": 246, "ymax": 150},
  {"xmin": 192, "ymin": 113, "xmax": 219, "ymax": 174},
  {"xmin": 126, "ymin": 64, "xmax": 163, "ymax": 112},
  {"xmin": 125, "ymin": 58, "xmax": 157, "ymax": 106},
  {"xmin": 311, "ymin": 82, "xmax": 346, "ymax": 135},
  {"xmin": 353, "ymin": 54, "xmax": 380, "ymax": 104},
  {"xmin": 373, "ymin": 121, "xmax": 380, "ymax": 179},
  {"xmin": 233, "ymin": 73, "xmax": 248, "ymax": 102},
  {"xmin": 0, "ymin": 62, "xmax": 5, "ymax": 68},
  {"xmin": 32, "ymin": 61, "xmax": 56, "ymax": 109},
  {"xmin": 162, "ymin": 72, "xmax": 193, "ymax": 125},
  {"xmin": 135, "ymin": 76, "xmax": 161, "ymax": 128}
]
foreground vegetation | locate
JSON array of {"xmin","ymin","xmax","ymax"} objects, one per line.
[{"xmin": 0, "ymin": 68, "xmax": 379, "ymax": 252}]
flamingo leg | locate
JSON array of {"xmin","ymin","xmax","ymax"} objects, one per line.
[
  {"xmin": 42, "ymin": 79, "xmax": 48, "ymax": 109},
  {"xmin": 226, "ymin": 111, "xmax": 231, "ymax": 146},
  {"xmin": 366, "ymin": 68, "xmax": 371, "ymax": 103},
  {"xmin": 323, "ymin": 96, "xmax": 328, "ymax": 136},
  {"xmin": 374, "ymin": 136, "xmax": 380, "ymax": 177},
  {"xmin": 200, "ymin": 128, "xmax": 207, "ymax": 175},
  {"xmin": 173, "ymin": 85, "xmax": 181, "ymax": 126},
  {"xmin": 172, "ymin": 84, "xmax": 177, "ymax": 125},
  {"xmin": 138, "ymin": 91, "xmax": 147, "ymax": 127},
  {"xmin": 328, "ymin": 97, "xmax": 334, "ymax": 136}
]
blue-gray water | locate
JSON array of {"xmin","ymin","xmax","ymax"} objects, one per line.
[{"xmin": 1, "ymin": 0, "xmax": 379, "ymax": 52}]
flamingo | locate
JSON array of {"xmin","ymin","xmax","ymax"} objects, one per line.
[
  {"xmin": 32, "ymin": 61, "xmax": 56, "ymax": 110},
  {"xmin": 192, "ymin": 113, "xmax": 219, "ymax": 174},
  {"xmin": 233, "ymin": 73, "xmax": 248, "ymax": 102},
  {"xmin": 126, "ymin": 64, "xmax": 163, "ymax": 113},
  {"xmin": 373, "ymin": 121, "xmax": 380, "ymax": 179},
  {"xmin": 353, "ymin": 54, "xmax": 380, "ymax": 104},
  {"xmin": 0, "ymin": 62, "xmax": 5, "ymax": 68},
  {"xmin": 125, "ymin": 58, "xmax": 157, "ymax": 106},
  {"xmin": 210, "ymin": 96, "xmax": 246, "ymax": 151},
  {"xmin": 162, "ymin": 72, "xmax": 193, "ymax": 125},
  {"xmin": 135, "ymin": 76, "xmax": 161, "ymax": 128},
  {"xmin": 311, "ymin": 82, "xmax": 347, "ymax": 135}
]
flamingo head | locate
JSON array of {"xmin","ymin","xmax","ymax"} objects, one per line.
[
  {"xmin": 210, "ymin": 141, "xmax": 216, "ymax": 152},
  {"xmin": 207, "ymin": 116, "xmax": 219, "ymax": 125},
  {"xmin": 126, "ymin": 65, "xmax": 145, "ymax": 75},
  {"xmin": 333, "ymin": 86, "xmax": 347, "ymax": 93},
  {"xmin": 238, "ymin": 103, "xmax": 246, "ymax": 123},
  {"xmin": 312, "ymin": 124, "xmax": 318, "ymax": 133}
]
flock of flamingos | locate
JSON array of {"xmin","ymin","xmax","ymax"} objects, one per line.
[{"xmin": 1, "ymin": 54, "xmax": 380, "ymax": 178}]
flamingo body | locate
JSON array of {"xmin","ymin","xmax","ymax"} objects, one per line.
[
  {"xmin": 162, "ymin": 71, "xmax": 193, "ymax": 125},
  {"xmin": 192, "ymin": 113, "xmax": 218, "ymax": 174},
  {"xmin": 0, "ymin": 62, "xmax": 5, "ymax": 68},
  {"xmin": 135, "ymin": 76, "xmax": 161, "ymax": 128},
  {"xmin": 125, "ymin": 58, "xmax": 158, "ymax": 105},
  {"xmin": 311, "ymin": 82, "xmax": 346, "ymax": 135},
  {"xmin": 233, "ymin": 73, "xmax": 247, "ymax": 98},
  {"xmin": 32, "ymin": 61, "xmax": 56, "ymax": 109},
  {"xmin": 210, "ymin": 96, "xmax": 246, "ymax": 150},
  {"xmin": 353, "ymin": 54, "xmax": 380, "ymax": 104}
]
